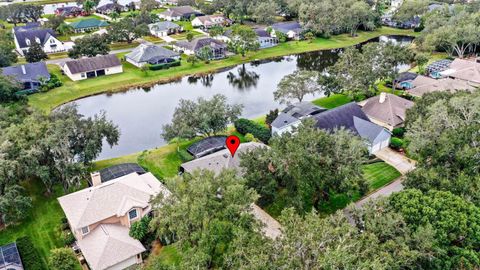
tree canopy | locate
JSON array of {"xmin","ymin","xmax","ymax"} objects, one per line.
[
  {"xmin": 68, "ymin": 34, "xmax": 110, "ymax": 58},
  {"xmin": 274, "ymin": 70, "xmax": 322, "ymax": 104}
]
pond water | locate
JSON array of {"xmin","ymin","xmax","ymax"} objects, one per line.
[{"xmin": 69, "ymin": 35, "xmax": 414, "ymax": 160}]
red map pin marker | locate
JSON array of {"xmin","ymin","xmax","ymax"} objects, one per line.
[{"xmin": 226, "ymin": 135, "xmax": 240, "ymax": 157}]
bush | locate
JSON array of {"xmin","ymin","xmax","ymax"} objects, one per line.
[
  {"xmin": 234, "ymin": 118, "xmax": 271, "ymax": 144},
  {"xmin": 390, "ymin": 137, "xmax": 404, "ymax": 150},
  {"xmin": 16, "ymin": 236, "xmax": 47, "ymax": 270},
  {"xmin": 48, "ymin": 248, "xmax": 77, "ymax": 270},
  {"xmin": 149, "ymin": 60, "xmax": 181, "ymax": 70},
  {"xmin": 392, "ymin": 127, "xmax": 405, "ymax": 138},
  {"xmin": 61, "ymin": 231, "xmax": 76, "ymax": 246},
  {"xmin": 244, "ymin": 133, "xmax": 256, "ymax": 142},
  {"xmin": 129, "ymin": 216, "xmax": 152, "ymax": 242},
  {"xmin": 265, "ymin": 109, "xmax": 279, "ymax": 127}
]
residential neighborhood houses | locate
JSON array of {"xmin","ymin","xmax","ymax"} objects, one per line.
[{"xmin": 0, "ymin": 0, "xmax": 479, "ymax": 269}]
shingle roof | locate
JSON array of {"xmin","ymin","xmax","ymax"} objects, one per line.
[
  {"xmin": 446, "ymin": 58, "xmax": 480, "ymax": 84},
  {"xmin": 313, "ymin": 102, "xmax": 386, "ymax": 144},
  {"xmin": 13, "ymin": 22, "xmax": 41, "ymax": 33},
  {"xmin": 362, "ymin": 93, "xmax": 414, "ymax": 127},
  {"xmin": 159, "ymin": 6, "xmax": 200, "ymax": 17},
  {"xmin": 58, "ymin": 172, "xmax": 170, "ymax": 228},
  {"xmin": 96, "ymin": 3, "xmax": 125, "ymax": 12},
  {"xmin": 175, "ymin": 37, "xmax": 227, "ymax": 51},
  {"xmin": 70, "ymin": 18, "xmax": 108, "ymax": 29},
  {"xmin": 271, "ymin": 102, "xmax": 326, "ymax": 129},
  {"xmin": 125, "ymin": 44, "xmax": 179, "ymax": 63},
  {"xmin": 272, "ymin": 21, "xmax": 302, "ymax": 34},
  {"xmin": 14, "ymin": 28, "xmax": 56, "ymax": 48},
  {"xmin": 409, "ymin": 75, "xmax": 479, "ymax": 97},
  {"xmin": 77, "ymin": 224, "xmax": 145, "ymax": 270},
  {"xmin": 194, "ymin": 15, "xmax": 228, "ymax": 26},
  {"xmin": 148, "ymin": 21, "xmax": 181, "ymax": 32},
  {"xmin": 1, "ymin": 62, "xmax": 50, "ymax": 83},
  {"xmin": 64, "ymin": 54, "xmax": 121, "ymax": 74}
]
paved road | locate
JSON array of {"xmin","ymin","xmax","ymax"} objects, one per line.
[{"xmin": 355, "ymin": 177, "xmax": 404, "ymax": 207}]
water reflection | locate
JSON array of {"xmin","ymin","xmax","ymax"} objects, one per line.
[{"xmin": 226, "ymin": 64, "xmax": 260, "ymax": 91}]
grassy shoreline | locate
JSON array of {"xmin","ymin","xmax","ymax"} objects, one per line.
[{"xmin": 28, "ymin": 27, "xmax": 418, "ymax": 112}]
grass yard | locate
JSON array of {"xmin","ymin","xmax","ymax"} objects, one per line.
[
  {"xmin": 312, "ymin": 94, "xmax": 352, "ymax": 109},
  {"xmin": 363, "ymin": 162, "xmax": 401, "ymax": 190},
  {"xmin": 0, "ymin": 181, "xmax": 67, "ymax": 267},
  {"xmin": 29, "ymin": 27, "xmax": 417, "ymax": 113}
]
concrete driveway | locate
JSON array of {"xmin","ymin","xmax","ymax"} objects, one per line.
[
  {"xmin": 355, "ymin": 177, "xmax": 405, "ymax": 207},
  {"xmin": 374, "ymin": 147, "xmax": 416, "ymax": 175}
]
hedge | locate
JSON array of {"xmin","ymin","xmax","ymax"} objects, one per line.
[
  {"xmin": 16, "ymin": 236, "xmax": 48, "ymax": 270},
  {"xmin": 234, "ymin": 118, "xmax": 271, "ymax": 144},
  {"xmin": 149, "ymin": 60, "xmax": 181, "ymax": 70},
  {"xmin": 390, "ymin": 137, "xmax": 404, "ymax": 150}
]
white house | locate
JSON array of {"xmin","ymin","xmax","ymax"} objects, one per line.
[
  {"xmin": 157, "ymin": 6, "xmax": 202, "ymax": 21},
  {"xmin": 58, "ymin": 168, "xmax": 171, "ymax": 270},
  {"xmin": 62, "ymin": 54, "xmax": 123, "ymax": 81},
  {"xmin": 148, "ymin": 21, "xmax": 183, "ymax": 37},
  {"xmin": 271, "ymin": 102, "xmax": 326, "ymax": 136},
  {"xmin": 191, "ymin": 15, "xmax": 230, "ymax": 29},
  {"xmin": 125, "ymin": 44, "xmax": 180, "ymax": 68},
  {"xmin": 13, "ymin": 28, "xmax": 66, "ymax": 56},
  {"xmin": 270, "ymin": 21, "xmax": 304, "ymax": 40}
]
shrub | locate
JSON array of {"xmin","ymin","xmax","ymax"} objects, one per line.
[
  {"xmin": 16, "ymin": 236, "xmax": 47, "ymax": 270},
  {"xmin": 149, "ymin": 60, "xmax": 181, "ymax": 70},
  {"xmin": 234, "ymin": 118, "xmax": 271, "ymax": 144},
  {"xmin": 392, "ymin": 127, "xmax": 405, "ymax": 138},
  {"xmin": 390, "ymin": 137, "xmax": 404, "ymax": 150},
  {"xmin": 61, "ymin": 231, "xmax": 76, "ymax": 246},
  {"xmin": 48, "ymin": 248, "xmax": 77, "ymax": 270},
  {"xmin": 244, "ymin": 133, "xmax": 256, "ymax": 142},
  {"xmin": 129, "ymin": 216, "xmax": 152, "ymax": 242},
  {"xmin": 265, "ymin": 109, "xmax": 279, "ymax": 127}
]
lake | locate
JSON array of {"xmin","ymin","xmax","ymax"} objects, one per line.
[{"xmin": 68, "ymin": 35, "xmax": 414, "ymax": 160}]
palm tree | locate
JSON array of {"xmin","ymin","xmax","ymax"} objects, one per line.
[
  {"xmin": 83, "ymin": 0, "xmax": 95, "ymax": 15},
  {"xmin": 110, "ymin": 11, "xmax": 120, "ymax": 21}
]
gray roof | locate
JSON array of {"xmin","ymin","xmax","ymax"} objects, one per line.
[
  {"xmin": 13, "ymin": 22, "xmax": 41, "ymax": 33},
  {"xmin": 362, "ymin": 93, "xmax": 414, "ymax": 127},
  {"xmin": 64, "ymin": 54, "xmax": 121, "ymax": 74},
  {"xmin": 272, "ymin": 21, "xmax": 303, "ymax": 34},
  {"xmin": 148, "ymin": 21, "xmax": 181, "ymax": 32},
  {"xmin": 14, "ymin": 28, "xmax": 56, "ymax": 48},
  {"xmin": 271, "ymin": 102, "xmax": 326, "ymax": 129},
  {"xmin": 187, "ymin": 136, "xmax": 227, "ymax": 158},
  {"xmin": 96, "ymin": 3, "xmax": 125, "ymax": 12},
  {"xmin": 395, "ymin": 72, "xmax": 418, "ymax": 83},
  {"xmin": 159, "ymin": 6, "xmax": 201, "ymax": 17},
  {"xmin": 125, "ymin": 44, "xmax": 179, "ymax": 63},
  {"xmin": 175, "ymin": 37, "xmax": 227, "ymax": 52},
  {"xmin": 1, "ymin": 62, "xmax": 50, "ymax": 83},
  {"xmin": 313, "ymin": 102, "xmax": 387, "ymax": 144}
]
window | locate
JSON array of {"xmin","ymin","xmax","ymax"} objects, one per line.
[
  {"xmin": 129, "ymin": 209, "xmax": 138, "ymax": 220},
  {"xmin": 81, "ymin": 226, "xmax": 89, "ymax": 235},
  {"xmin": 81, "ymin": 73, "xmax": 86, "ymax": 78},
  {"xmin": 50, "ymin": 39, "xmax": 55, "ymax": 44},
  {"xmin": 25, "ymin": 39, "xmax": 31, "ymax": 46}
]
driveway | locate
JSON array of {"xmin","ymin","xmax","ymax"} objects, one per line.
[
  {"xmin": 374, "ymin": 147, "xmax": 416, "ymax": 175},
  {"xmin": 160, "ymin": 36, "xmax": 177, "ymax": 43},
  {"xmin": 355, "ymin": 177, "xmax": 405, "ymax": 207}
]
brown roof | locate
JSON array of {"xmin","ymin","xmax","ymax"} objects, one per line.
[
  {"xmin": 64, "ymin": 54, "xmax": 121, "ymax": 74},
  {"xmin": 362, "ymin": 93, "xmax": 414, "ymax": 127},
  {"xmin": 447, "ymin": 58, "xmax": 480, "ymax": 84},
  {"xmin": 409, "ymin": 75, "xmax": 479, "ymax": 97}
]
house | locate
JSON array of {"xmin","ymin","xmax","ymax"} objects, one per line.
[
  {"xmin": 313, "ymin": 102, "xmax": 391, "ymax": 154},
  {"xmin": 186, "ymin": 136, "xmax": 227, "ymax": 158},
  {"xmin": 55, "ymin": 6, "xmax": 83, "ymax": 17},
  {"xmin": 191, "ymin": 15, "xmax": 231, "ymax": 29},
  {"xmin": 180, "ymin": 142, "xmax": 282, "ymax": 239},
  {"xmin": 148, "ymin": 21, "xmax": 183, "ymax": 37},
  {"xmin": 158, "ymin": 0, "xmax": 178, "ymax": 5},
  {"xmin": 360, "ymin": 93, "xmax": 414, "ymax": 131},
  {"xmin": 1, "ymin": 62, "xmax": 50, "ymax": 93},
  {"xmin": 271, "ymin": 102, "xmax": 326, "ymax": 136},
  {"xmin": 270, "ymin": 21, "xmax": 304, "ymax": 40},
  {"xmin": 394, "ymin": 72, "xmax": 418, "ymax": 89},
  {"xmin": 439, "ymin": 58, "xmax": 480, "ymax": 84},
  {"xmin": 13, "ymin": 28, "xmax": 65, "ymax": 56},
  {"xmin": 58, "ymin": 170, "xmax": 171, "ymax": 270},
  {"xmin": 157, "ymin": 6, "xmax": 203, "ymax": 21},
  {"xmin": 125, "ymin": 44, "xmax": 180, "ymax": 67},
  {"xmin": 408, "ymin": 75, "xmax": 478, "ymax": 97},
  {"xmin": 96, "ymin": 3, "xmax": 126, "ymax": 15},
  {"xmin": 173, "ymin": 37, "xmax": 227, "ymax": 59},
  {"xmin": 12, "ymin": 22, "xmax": 41, "ymax": 33},
  {"xmin": 69, "ymin": 18, "xmax": 109, "ymax": 33},
  {"xmin": 217, "ymin": 28, "xmax": 278, "ymax": 49},
  {"xmin": 62, "ymin": 54, "xmax": 123, "ymax": 81},
  {"xmin": 0, "ymin": 243, "xmax": 23, "ymax": 270}
]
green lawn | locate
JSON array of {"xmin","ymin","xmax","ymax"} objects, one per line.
[
  {"xmin": 0, "ymin": 181, "xmax": 67, "ymax": 266},
  {"xmin": 28, "ymin": 27, "xmax": 418, "ymax": 113},
  {"xmin": 312, "ymin": 94, "xmax": 352, "ymax": 109},
  {"xmin": 363, "ymin": 162, "xmax": 401, "ymax": 190}
]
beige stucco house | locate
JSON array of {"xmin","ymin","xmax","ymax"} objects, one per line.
[
  {"xmin": 62, "ymin": 54, "xmax": 123, "ymax": 81},
  {"xmin": 58, "ymin": 171, "xmax": 171, "ymax": 270}
]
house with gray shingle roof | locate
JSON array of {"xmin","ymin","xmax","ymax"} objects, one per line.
[
  {"xmin": 270, "ymin": 21, "xmax": 304, "ymax": 40},
  {"xmin": 58, "ymin": 171, "xmax": 171, "ymax": 270},
  {"xmin": 62, "ymin": 54, "xmax": 123, "ymax": 81},
  {"xmin": 313, "ymin": 102, "xmax": 391, "ymax": 154},
  {"xmin": 1, "ymin": 62, "xmax": 50, "ymax": 93},
  {"xmin": 148, "ymin": 21, "xmax": 183, "ymax": 37},
  {"xmin": 157, "ymin": 6, "xmax": 203, "ymax": 21},
  {"xmin": 271, "ymin": 102, "xmax": 326, "ymax": 136},
  {"xmin": 173, "ymin": 37, "xmax": 227, "ymax": 59},
  {"xmin": 125, "ymin": 44, "xmax": 180, "ymax": 67},
  {"xmin": 13, "ymin": 28, "xmax": 65, "ymax": 56}
]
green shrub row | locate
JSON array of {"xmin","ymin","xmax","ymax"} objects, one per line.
[
  {"xmin": 149, "ymin": 60, "xmax": 181, "ymax": 70},
  {"xmin": 234, "ymin": 118, "xmax": 271, "ymax": 144},
  {"xmin": 16, "ymin": 236, "xmax": 48, "ymax": 270}
]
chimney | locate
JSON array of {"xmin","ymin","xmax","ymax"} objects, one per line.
[
  {"xmin": 91, "ymin": 172, "xmax": 102, "ymax": 187},
  {"xmin": 21, "ymin": 65, "xmax": 26, "ymax": 75},
  {"xmin": 379, "ymin": 92, "xmax": 387, "ymax": 103}
]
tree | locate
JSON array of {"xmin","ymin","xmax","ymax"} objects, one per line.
[
  {"xmin": 393, "ymin": 0, "xmax": 428, "ymax": 22},
  {"xmin": 83, "ymin": 0, "xmax": 96, "ymax": 15},
  {"xmin": 274, "ymin": 70, "xmax": 322, "ymax": 104},
  {"xmin": 197, "ymin": 46, "xmax": 214, "ymax": 62},
  {"xmin": 56, "ymin": 22, "xmax": 73, "ymax": 36},
  {"xmin": 265, "ymin": 109, "xmax": 279, "ymax": 127},
  {"xmin": 0, "ymin": 185, "xmax": 32, "ymax": 226},
  {"xmin": 162, "ymin": 94, "xmax": 242, "ymax": 141},
  {"xmin": 68, "ymin": 34, "xmax": 110, "ymax": 58},
  {"xmin": 414, "ymin": 52, "xmax": 429, "ymax": 74},
  {"xmin": 46, "ymin": 15, "xmax": 66, "ymax": 32},
  {"xmin": 110, "ymin": 11, "xmax": 120, "ymax": 21},
  {"xmin": 227, "ymin": 24, "xmax": 259, "ymax": 57},
  {"xmin": 186, "ymin": 31, "xmax": 194, "ymax": 42},
  {"xmin": 0, "ymin": 30, "xmax": 17, "ymax": 68},
  {"xmin": 0, "ymin": 4, "xmax": 43, "ymax": 26},
  {"xmin": 208, "ymin": 25, "xmax": 224, "ymax": 38},
  {"xmin": 241, "ymin": 120, "xmax": 368, "ymax": 212},
  {"xmin": 140, "ymin": 0, "xmax": 159, "ymax": 12},
  {"xmin": 403, "ymin": 90, "xmax": 480, "ymax": 206},
  {"xmin": 25, "ymin": 42, "xmax": 48, "ymax": 63},
  {"xmin": 108, "ymin": 17, "xmax": 149, "ymax": 43},
  {"xmin": 129, "ymin": 216, "xmax": 151, "ymax": 241},
  {"xmin": 0, "ymin": 75, "xmax": 22, "ymax": 103},
  {"xmin": 341, "ymin": 0, "xmax": 376, "ymax": 36},
  {"xmin": 388, "ymin": 189, "xmax": 480, "ymax": 268},
  {"xmin": 48, "ymin": 248, "xmax": 78, "ymax": 270},
  {"xmin": 249, "ymin": 0, "xmax": 279, "ymax": 25},
  {"xmin": 150, "ymin": 170, "xmax": 263, "ymax": 268},
  {"xmin": 186, "ymin": 54, "xmax": 199, "ymax": 66}
]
